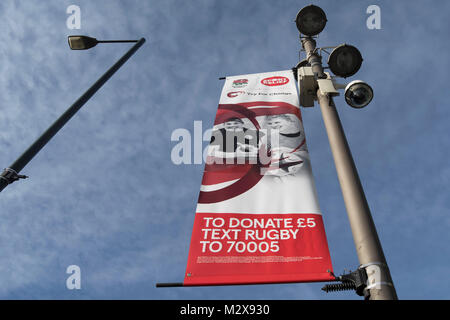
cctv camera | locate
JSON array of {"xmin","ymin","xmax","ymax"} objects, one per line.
[{"xmin": 344, "ymin": 80, "xmax": 373, "ymax": 108}]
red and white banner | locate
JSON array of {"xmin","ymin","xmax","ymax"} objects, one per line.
[{"xmin": 184, "ymin": 70, "xmax": 334, "ymax": 286}]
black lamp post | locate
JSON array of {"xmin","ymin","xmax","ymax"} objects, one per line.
[{"xmin": 0, "ymin": 36, "xmax": 145, "ymax": 192}]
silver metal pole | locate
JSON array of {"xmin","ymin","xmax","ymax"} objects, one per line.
[
  {"xmin": 317, "ymin": 91, "xmax": 397, "ymax": 300},
  {"xmin": 302, "ymin": 36, "xmax": 398, "ymax": 300}
]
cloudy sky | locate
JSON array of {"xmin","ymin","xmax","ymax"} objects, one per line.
[{"xmin": 0, "ymin": 0, "xmax": 448, "ymax": 299}]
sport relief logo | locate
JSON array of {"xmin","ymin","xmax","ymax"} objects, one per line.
[
  {"xmin": 231, "ymin": 79, "xmax": 248, "ymax": 88},
  {"xmin": 261, "ymin": 76, "xmax": 289, "ymax": 87}
]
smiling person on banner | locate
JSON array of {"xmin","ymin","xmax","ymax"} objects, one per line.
[
  {"xmin": 263, "ymin": 113, "xmax": 308, "ymax": 176},
  {"xmin": 207, "ymin": 117, "xmax": 261, "ymax": 164}
]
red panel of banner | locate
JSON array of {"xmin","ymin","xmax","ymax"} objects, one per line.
[{"xmin": 184, "ymin": 213, "xmax": 333, "ymax": 285}]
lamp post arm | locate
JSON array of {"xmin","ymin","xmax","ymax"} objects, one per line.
[
  {"xmin": 97, "ymin": 40, "xmax": 139, "ymax": 44},
  {"xmin": 0, "ymin": 37, "xmax": 146, "ymax": 192}
]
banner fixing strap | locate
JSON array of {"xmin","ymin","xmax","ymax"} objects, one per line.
[{"xmin": 359, "ymin": 261, "xmax": 387, "ymax": 269}]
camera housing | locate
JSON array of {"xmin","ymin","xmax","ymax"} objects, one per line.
[{"xmin": 344, "ymin": 80, "xmax": 373, "ymax": 108}]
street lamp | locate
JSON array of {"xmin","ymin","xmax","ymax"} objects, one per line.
[
  {"xmin": 295, "ymin": 5, "xmax": 397, "ymax": 300},
  {"xmin": 68, "ymin": 35, "xmax": 139, "ymax": 50},
  {"xmin": 295, "ymin": 5, "xmax": 327, "ymax": 36},
  {"xmin": 328, "ymin": 44, "xmax": 363, "ymax": 78},
  {"xmin": 0, "ymin": 36, "xmax": 145, "ymax": 192}
]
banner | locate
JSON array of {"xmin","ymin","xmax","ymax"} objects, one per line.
[{"xmin": 184, "ymin": 70, "xmax": 334, "ymax": 286}]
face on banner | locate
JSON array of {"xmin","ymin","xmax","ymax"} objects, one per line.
[{"xmin": 185, "ymin": 70, "xmax": 334, "ymax": 286}]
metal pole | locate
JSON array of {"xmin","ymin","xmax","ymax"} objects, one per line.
[
  {"xmin": 301, "ymin": 36, "xmax": 397, "ymax": 300},
  {"xmin": 0, "ymin": 38, "xmax": 146, "ymax": 192}
]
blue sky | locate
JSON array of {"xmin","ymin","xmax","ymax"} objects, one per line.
[{"xmin": 0, "ymin": 0, "xmax": 448, "ymax": 299}]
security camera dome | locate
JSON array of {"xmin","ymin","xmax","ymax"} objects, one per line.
[{"xmin": 344, "ymin": 80, "xmax": 373, "ymax": 108}]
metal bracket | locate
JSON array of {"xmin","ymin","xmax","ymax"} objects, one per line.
[
  {"xmin": 297, "ymin": 66, "xmax": 317, "ymax": 107},
  {"xmin": 0, "ymin": 168, "xmax": 28, "ymax": 185},
  {"xmin": 322, "ymin": 267, "xmax": 369, "ymax": 299},
  {"xmin": 359, "ymin": 261, "xmax": 387, "ymax": 269},
  {"xmin": 297, "ymin": 66, "xmax": 341, "ymax": 107},
  {"xmin": 317, "ymin": 72, "xmax": 340, "ymax": 97},
  {"xmin": 318, "ymin": 46, "xmax": 338, "ymax": 57}
]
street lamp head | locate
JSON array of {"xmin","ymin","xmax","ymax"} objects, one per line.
[
  {"xmin": 68, "ymin": 35, "xmax": 98, "ymax": 50},
  {"xmin": 295, "ymin": 5, "xmax": 327, "ymax": 36},
  {"xmin": 344, "ymin": 80, "xmax": 373, "ymax": 108},
  {"xmin": 328, "ymin": 44, "xmax": 363, "ymax": 78}
]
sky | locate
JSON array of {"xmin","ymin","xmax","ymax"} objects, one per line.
[{"xmin": 0, "ymin": 0, "xmax": 449, "ymax": 300}]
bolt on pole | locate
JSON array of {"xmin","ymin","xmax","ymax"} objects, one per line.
[{"xmin": 301, "ymin": 36, "xmax": 398, "ymax": 300}]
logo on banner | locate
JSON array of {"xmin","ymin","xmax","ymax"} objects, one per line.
[
  {"xmin": 261, "ymin": 76, "xmax": 289, "ymax": 86},
  {"xmin": 232, "ymin": 79, "xmax": 248, "ymax": 88},
  {"xmin": 227, "ymin": 91, "xmax": 245, "ymax": 98}
]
